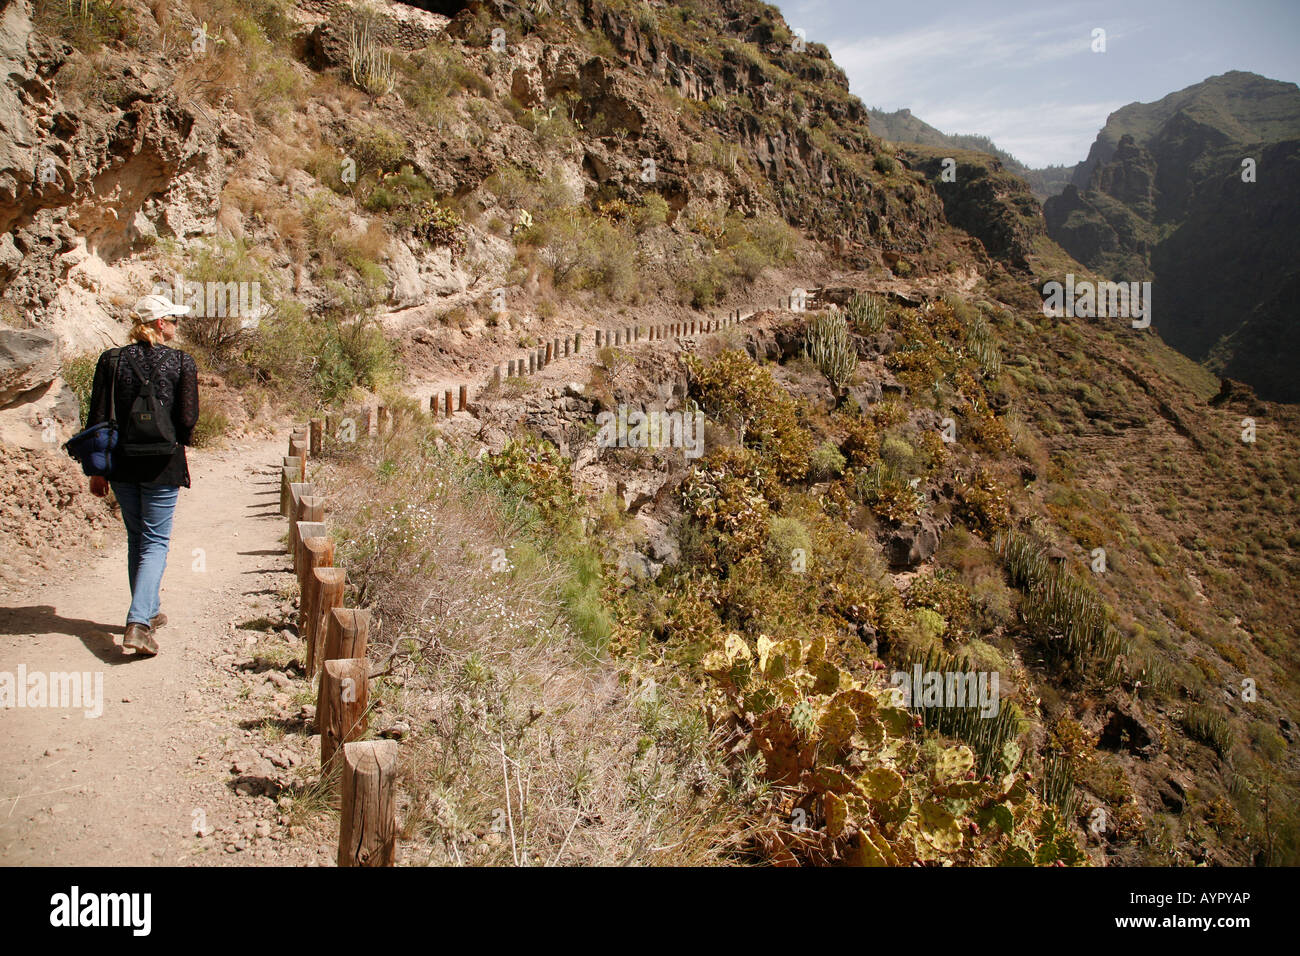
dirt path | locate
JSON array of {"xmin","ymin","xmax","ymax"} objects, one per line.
[
  {"xmin": 406, "ymin": 310, "xmax": 762, "ymax": 407},
  {"xmin": 0, "ymin": 435, "xmax": 333, "ymax": 866}
]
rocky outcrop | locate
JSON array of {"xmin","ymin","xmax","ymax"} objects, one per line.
[
  {"xmin": 0, "ymin": 1, "xmax": 225, "ymax": 349},
  {"xmin": 882, "ymin": 515, "xmax": 941, "ymax": 569},
  {"xmin": 0, "ymin": 326, "xmax": 78, "ymax": 449},
  {"xmin": 898, "ymin": 147, "xmax": 1045, "ymax": 271},
  {"xmin": 570, "ymin": 0, "xmax": 944, "ymax": 256},
  {"xmin": 0, "ymin": 0, "xmax": 41, "ymax": 234},
  {"xmin": 0, "ymin": 326, "xmax": 58, "ymax": 406}
]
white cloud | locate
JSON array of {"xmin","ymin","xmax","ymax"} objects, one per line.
[{"xmin": 815, "ymin": 5, "xmax": 1149, "ymax": 165}]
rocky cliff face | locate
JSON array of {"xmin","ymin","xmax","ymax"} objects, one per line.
[
  {"xmin": 1044, "ymin": 71, "xmax": 1300, "ymax": 400},
  {"xmin": 895, "ymin": 145, "xmax": 1045, "ymax": 271},
  {"xmin": 2, "ymin": 0, "xmax": 227, "ymax": 351},
  {"xmin": 582, "ymin": 0, "xmax": 944, "ymax": 256}
]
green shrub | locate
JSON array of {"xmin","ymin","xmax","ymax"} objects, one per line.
[
  {"xmin": 681, "ymin": 253, "xmax": 732, "ymax": 308},
  {"xmin": 995, "ymin": 530, "xmax": 1124, "ymax": 681},
  {"xmin": 33, "ymin": 0, "xmax": 134, "ymax": 53},
  {"xmin": 249, "ymin": 300, "xmax": 395, "ymax": 404},
  {"xmin": 526, "ymin": 208, "xmax": 638, "ymax": 300},
  {"xmin": 63, "ymin": 353, "xmax": 98, "ymax": 424},
  {"xmin": 847, "ymin": 292, "xmax": 889, "ymax": 333},
  {"xmin": 1182, "ymin": 705, "xmax": 1235, "ymax": 759},
  {"xmin": 764, "ymin": 515, "xmax": 812, "ymax": 571},
  {"xmin": 634, "ymin": 193, "xmax": 669, "ymax": 232},
  {"xmin": 954, "ymin": 468, "xmax": 1011, "ymax": 537},
  {"xmin": 191, "ymin": 406, "xmax": 229, "ymax": 448},
  {"xmin": 854, "ymin": 462, "xmax": 924, "ymax": 522},
  {"xmin": 177, "ymin": 237, "xmax": 275, "ymax": 367},
  {"xmin": 906, "ymin": 570, "xmax": 974, "ymax": 641},
  {"xmin": 411, "ymin": 199, "xmax": 463, "ymax": 249},
  {"xmin": 809, "ymin": 441, "xmax": 846, "ymax": 481},
  {"xmin": 345, "ymin": 123, "xmax": 409, "ymax": 174},
  {"xmin": 681, "ymin": 447, "xmax": 773, "ymax": 567},
  {"xmin": 880, "ymin": 434, "xmax": 917, "ymax": 474}
]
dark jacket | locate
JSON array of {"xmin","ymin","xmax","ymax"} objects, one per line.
[{"xmin": 87, "ymin": 342, "xmax": 200, "ymax": 488}]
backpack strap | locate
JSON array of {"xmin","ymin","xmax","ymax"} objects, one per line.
[
  {"xmin": 105, "ymin": 347, "xmax": 122, "ymax": 427},
  {"xmin": 122, "ymin": 347, "xmax": 157, "ymax": 391}
]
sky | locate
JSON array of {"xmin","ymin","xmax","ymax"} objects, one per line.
[{"xmin": 772, "ymin": 0, "xmax": 1300, "ymax": 168}]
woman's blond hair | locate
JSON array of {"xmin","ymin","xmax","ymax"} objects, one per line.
[{"xmin": 129, "ymin": 318, "xmax": 164, "ymax": 346}]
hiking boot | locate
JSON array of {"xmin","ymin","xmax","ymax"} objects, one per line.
[
  {"xmin": 123, "ymin": 623, "xmax": 158, "ymax": 656},
  {"xmin": 150, "ymin": 612, "xmax": 168, "ymax": 629}
]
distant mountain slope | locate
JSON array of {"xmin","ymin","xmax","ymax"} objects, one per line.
[
  {"xmin": 867, "ymin": 107, "xmax": 1075, "ymax": 200},
  {"xmin": 1043, "ymin": 71, "xmax": 1300, "ymax": 401}
]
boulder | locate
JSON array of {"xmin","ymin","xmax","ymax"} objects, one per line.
[
  {"xmin": 0, "ymin": 374, "xmax": 81, "ymax": 450},
  {"xmin": 882, "ymin": 516, "xmax": 940, "ymax": 569},
  {"xmin": 1097, "ymin": 699, "xmax": 1160, "ymax": 759},
  {"xmin": 0, "ymin": 328, "xmax": 59, "ymax": 407}
]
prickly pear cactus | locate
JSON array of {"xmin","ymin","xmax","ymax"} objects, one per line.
[{"xmin": 702, "ymin": 632, "xmax": 1086, "ymax": 866}]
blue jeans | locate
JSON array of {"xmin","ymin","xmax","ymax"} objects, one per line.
[{"xmin": 110, "ymin": 481, "xmax": 180, "ymax": 627}]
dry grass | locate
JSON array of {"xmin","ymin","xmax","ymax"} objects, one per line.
[{"xmin": 310, "ymin": 420, "xmax": 748, "ymax": 865}]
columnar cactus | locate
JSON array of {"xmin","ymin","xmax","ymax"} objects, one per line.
[{"xmin": 804, "ymin": 310, "xmax": 857, "ymax": 391}]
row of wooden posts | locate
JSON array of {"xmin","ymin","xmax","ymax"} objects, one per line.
[
  {"xmin": 280, "ymin": 424, "xmax": 397, "ymax": 867},
  {"xmin": 289, "ymin": 309, "xmax": 755, "ymax": 442},
  {"xmin": 410, "ymin": 308, "xmax": 751, "ymax": 424}
]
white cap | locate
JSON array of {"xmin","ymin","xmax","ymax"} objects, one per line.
[{"xmin": 133, "ymin": 293, "xmax": 190, "ymax": 322}]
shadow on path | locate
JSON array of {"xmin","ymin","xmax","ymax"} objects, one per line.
[{"xmin": 0, "ymin": 605, "xmax": 133, "ymax": 664}]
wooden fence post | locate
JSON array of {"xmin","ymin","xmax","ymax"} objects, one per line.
[
  {"xmin": 574, "ymin": 332, "xmax": 582, "ymax": 353},
  {"xmin": 309, "ymin": 419, "xmax": 323, "ymax": 457},
  {"xmin": 322, "ymin": 607, "xmax": 370, "ymax": 664},
  {"xmin": 307, "ymin": 568, "xmax": 346, "ymax": 677},
  {"xmin": 338, "ymin": 740, "xmax": 398, "ymax": 867},
  {"xmin": 377, "ymin": 405, "xmax": 389, "ymax": 434},
  {"xmin": 280, "ymin": 457, "xmax": 302, "ymax": 517},
  {"xmin": 492, "ymin": 365, "xmax": 501, "ymax": 387},
  {"xmin": 299, "ymin": 535, "xmax": 333, "ymax": 632},
  {"xmin": 361, "ymin": 407, "xmax": 372, "ymax": 437},
  {"xmin": 595, "ymin": 330, "xmax": 602, "ymax": 347},
  {"xmin": 292, "ymin": 496, "xmax": 324, "ymax": 568},
  {"xmin": 444, "ymin": 389, "xmax": 453, "ymax": 416},
  {"xmin": 458, "ymin": 385, "xmax": 467, "ymax": 411},
  {"xmin": 429, "ymin": 394, "xmax": 438, "ymax": 415},
  {"xmin": 288, "ymin": 483, "xmax": 315, "ymax": 554},
  {"xmin": 319, "ymin": 658, "xmax": 368, "ymax": 772},
  {"xmin": 295, "ymin": 520, "xmax": 327, "ymax": 583}
]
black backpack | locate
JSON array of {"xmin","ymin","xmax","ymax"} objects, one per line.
[{"xmin": 119, "ymin": 347, "xmax": 178, "ymax": 456}]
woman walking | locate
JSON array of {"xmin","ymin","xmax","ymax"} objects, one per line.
[{"xmin": 85, "ymin": 294, "xmax": 200, "ymax": 657}]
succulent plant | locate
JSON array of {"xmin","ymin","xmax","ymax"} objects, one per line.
[
  {"xmin": 348, "ymin": 19, "xmax": 395, "ymax": 97},
  {"xmin": 995, "ymin": 530, "xmax": 1126, "ymax": 682},
  {"xmin": 804, "ymin": 310, "xmax": 857, "ymax": 391},
  {"xmin": 847, "ymin": 292, "xmax": 889, "ymax": 333},
  {"xmin": 702, "ymin": 632, "xmax": 1085, "ymax": 866}
]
